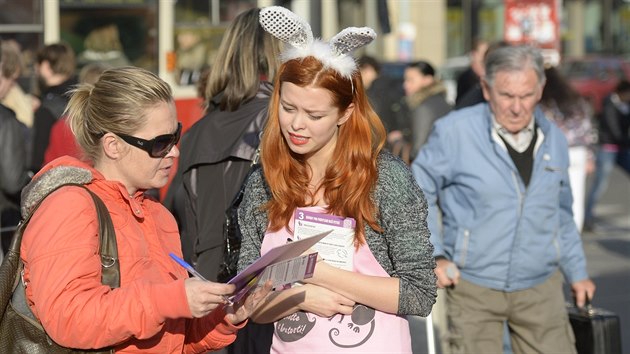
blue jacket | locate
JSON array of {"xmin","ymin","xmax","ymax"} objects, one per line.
[{"xmin": 411, "ymin": 103, "xmax": 589, "ymax": 292}]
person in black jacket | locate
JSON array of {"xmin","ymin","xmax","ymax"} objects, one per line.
[
  {"xmin": 0, "ymin": 40, "xmax": 31, "ymax": 258},
  {"xmin": 455, "ymin": 40, "xmax": 509, "ymax": 110},
  {"xmin": 584, "ymin": 80, "xmax": 630, "ymax": 230},
  {"xmin": 357, "ymin": 55, "xmax": 405, "ymax": 138},
  {"xmin": 455, "ymin": 38, "xmax": 488, "ymax": 106},
  {"xmin": 165, "ymin": 9, "xmax": 281, "ymax": 354},
  {"xmin": 30, "ymin": 42, "xmax": 78, "ymax": 173},
  {"xmin": 357, "ymin": 56, "xmax": 409, "ymax": 161},
  {"xmin": 173, "ymin": 7, "xmax": 281, "ymax": 281}
]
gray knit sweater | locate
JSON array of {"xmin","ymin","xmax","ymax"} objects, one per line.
[{"xmin": 237, "ymin": 151, "xmax": 437, "ymax": 316}]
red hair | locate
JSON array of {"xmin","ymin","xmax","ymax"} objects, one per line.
[{"xmin": 261, "ymin": 56, "xmax": 386, "ymax": 244}]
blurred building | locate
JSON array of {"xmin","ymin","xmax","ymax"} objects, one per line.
[
  {"xmin": 1, "ymin": 0, "xmax": 629, "ymax": 102},
  {"xmin": 446, "ymin": 0, "xmax": 630, "ymax": 58}
]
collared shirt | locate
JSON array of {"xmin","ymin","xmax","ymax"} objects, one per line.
[{"xmin": 492, "ymin": 114, "xmax": 536, "ymax": 153}]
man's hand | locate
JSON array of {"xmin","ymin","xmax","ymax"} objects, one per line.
[
  {"xmin": 571, "ymin": 278, "xmax": 596, "ymax": 308},
  {"xmin": 435, "ymin": 258, "xmax": 460, "ymax": 288},
  {"xmin": 387, "ymin": 130, "xmax": 403, "ymax": 144}
]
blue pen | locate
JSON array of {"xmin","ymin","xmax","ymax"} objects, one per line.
[{"xmin": 169, "ymin": 253, "xmax": 233, "ymax": 305}]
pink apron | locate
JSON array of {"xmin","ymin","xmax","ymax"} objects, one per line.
[{"xmin": 260, "ymin": 207, "xmax": 412, "ymax": 353}]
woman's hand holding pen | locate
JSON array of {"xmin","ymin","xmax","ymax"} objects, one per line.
[
  {"xmin": 225, "ymin": 280, "xmax": 274, "ymax": 325},
  {"xmin": 184, "ymin": 278, "xmax": 236, "ymax": 318},
  {"xmin": 183, "ymin": 276, "xmax": 274, "ymax": 323}
]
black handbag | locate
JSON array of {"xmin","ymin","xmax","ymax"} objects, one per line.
[
  {"xmin": 217, "ymin": 149, "xmax": 261, "ymax": 283},
  {"xmin": 567, "ymin": 299, "xmax": 622, "ymax": 354},
  {"xmin": 0, "ymin": 184, "xmax": 119, "ymax": 354}
]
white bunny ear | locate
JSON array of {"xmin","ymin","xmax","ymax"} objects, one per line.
[
  {"xmin": 330, "ymin": 27, "xmax": 377, "ymax": 56},
  {"xmin": 259, "ymin": 6, "xmax": 376, "ymax": 79},
  {"xmin": 259, "ymin": 6, "xmax": 313, "ymax": 50}
]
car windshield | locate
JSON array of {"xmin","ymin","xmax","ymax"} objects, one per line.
[
  {"xmin": 561, "ymin": 58, "xmax": 627, "ymax": 80},
  {"xmin": 562, "ymin": 61, "xmax": 593, "ymax": 79}
]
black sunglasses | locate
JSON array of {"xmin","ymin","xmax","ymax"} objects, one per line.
[{"xmin": 114, "ymin": 122, "xmax": 182, "ymax": 158}]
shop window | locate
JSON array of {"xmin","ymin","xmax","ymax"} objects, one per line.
[
  {"xmin": 173, "ymin": 0, "xmax": 256, "ymax": 87},
  {"xmin": 0, "ymin": 0, "xmax": 44, "ymax": 92},
  {"xmin": 59, "ymin": 0, "xmax": 159, "ymax": 73},
  {"xmin": 0, "ymin": 0, "xmax": 42, "ymax": 24}
]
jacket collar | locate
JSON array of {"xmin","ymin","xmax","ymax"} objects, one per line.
[
  {"xmin": 33, "ymin": 156, "xmax": 147, "ymax": 207},
  {"xmin": 209, "ymin": 81, "xmax": 273, "ymax": 110},
  {"xmin": 405, "ymin": 81, "xmax": 447, "ymax": 109},
  {"xmin": 482, "ymin": 103, "xmax": 553, "ymax": 137}
]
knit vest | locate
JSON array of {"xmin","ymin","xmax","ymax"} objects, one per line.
[{"xmin": 499, "ymin": 127, "xmax": 538, "ymax": 187}]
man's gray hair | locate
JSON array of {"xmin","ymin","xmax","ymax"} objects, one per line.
[{"xmin": 484, "ymin": 45, "xmax": 546, "ymax": 87}]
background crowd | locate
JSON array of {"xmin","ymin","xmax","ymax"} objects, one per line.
[{"xmin": 1, "ymin": 3, "xmax": 629, "ymax": 354}]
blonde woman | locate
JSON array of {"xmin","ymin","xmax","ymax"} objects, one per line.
[{"xmin": 20, "ymin": 67, "xmax": 271, "ymax": 352}]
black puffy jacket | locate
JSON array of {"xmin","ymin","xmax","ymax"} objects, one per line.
[{"xmin": 0, "ymin": 103, "xmax": 30, "ymax": 214}]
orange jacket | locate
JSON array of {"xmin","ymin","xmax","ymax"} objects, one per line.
[{"xmin": 21, "ymin": 156, "xmax": 243, "ymax": 353}]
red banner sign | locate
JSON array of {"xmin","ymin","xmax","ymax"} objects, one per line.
[{"xmin": 504, "ymin": 0, "xmax": 560, "ymax": 50}]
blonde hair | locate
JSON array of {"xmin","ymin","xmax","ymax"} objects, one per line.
[
  {"xmin": 65, "ymin": 66, "xmax": 173, "ymax": 162},
  {"xmin": 1, "ymin": 40, "xmax": 23, "ymax": 79},
  {"xmin": 206, "ymin": 8, "xmax": 281, "ymax": 111}
]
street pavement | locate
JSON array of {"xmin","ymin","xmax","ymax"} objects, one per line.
[
  {"xmin": 578, "ymin": 166, "xmax": 630, "ymax": 354},
  {"xmin": 410, "ymin": 166, "xmax": 630, "ymax": 354}
]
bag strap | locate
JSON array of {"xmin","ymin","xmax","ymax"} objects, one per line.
[
  {"xmin": 251, "ymin": 146, "xmax": 261, "ymax": 166},
  {"xmin": 90, "ymin": 187, "xmax": 119, "ymax": 288},
  {"xmin": 8, "ymin": 184, "xmax": 119, "ymax": 288},
  {"xmin": 4, "ymin": 184, "xmax": 118, "ymax": 352},
  {"xmin": 227, "ymin": 147, "xmax": 261, "ymax": 208}
]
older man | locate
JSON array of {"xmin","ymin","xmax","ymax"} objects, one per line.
[{"xmin": 412, "ymin": 45, "xmax": 595, "ymax": 353}]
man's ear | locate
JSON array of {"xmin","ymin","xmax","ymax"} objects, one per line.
[
  {"xmin": 101, "ymin": 133, "xmax": 123, "ymax": 159},
  {"xmin": 480, "ymin": 78, "xmax": 491, "ymax": 101},
  {"xmin": 536, "ymin": 79, "xmax": 546, "ymax": 101},
  {"xmin": 338, "ymin": 103, "xmax": 355, "ymax": 126}
]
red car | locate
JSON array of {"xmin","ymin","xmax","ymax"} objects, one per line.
[{"xmin": 561, "ymin": 56, "xmax": 630, "ymax": 115}]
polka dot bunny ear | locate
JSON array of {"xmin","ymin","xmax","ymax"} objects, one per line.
[
  {"xmin": 330, "ymin": 27, "xmax": 377, "ymax": 56},
  {"xmin": 259, "ymin": 6, "xmax": 314, "ymax": 50},
  {"xmin": 259, "ymin": 6, "xmax": 376, "ymax": 79}
]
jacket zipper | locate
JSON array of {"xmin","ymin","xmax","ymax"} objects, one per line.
[
  {"xmin": 459, "ymin": 229, "xmax": 470, "ymax": 267},
  {"xmin": 511, "ymin": 171, "xmax": 524, "ymax": 216},
  {"xmin": 553, "ymin": 238, "xmax": 561, "ymax": 262},
  {"xmin": 506, "ymin": 171, "xmax": 524, "ymax": 289}
]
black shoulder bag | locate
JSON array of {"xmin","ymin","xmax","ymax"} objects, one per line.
[
  {"xmin": 0, "ymin": 184, "xmax": 119, "ymax": 354},
  {"xmin": 217, "ymin": 149, "xmax": 261, "ymax": 283}
]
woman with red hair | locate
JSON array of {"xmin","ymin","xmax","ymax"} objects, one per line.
[{"xmin": 236, "ymin": 7, "xmax": 437, "ymax": 353}]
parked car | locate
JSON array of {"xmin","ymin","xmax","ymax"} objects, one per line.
[{"xmin": 560, "ymin": 56, "xmax": 630, "ymax": 115}]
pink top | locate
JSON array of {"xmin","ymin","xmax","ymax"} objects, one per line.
[{"xmin": 261, "ymin": 206, "xmax": 412, "ymax": 353}]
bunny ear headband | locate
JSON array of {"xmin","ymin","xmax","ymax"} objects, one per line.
[{"xmin": 259, "ymin": 6, "xmax": 376, "ymax": 79}]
